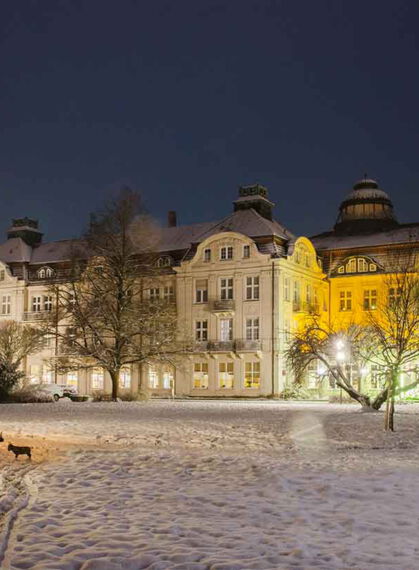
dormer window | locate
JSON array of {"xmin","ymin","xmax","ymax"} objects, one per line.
[
  {"xmin": 38, "ymin": 266, "xmax": 54, "ymax": 279},
  {"xmin": 335, "ymin": 256, "xmax": 381, "ymax": 276},
  {"xmin": 204, "ymin": 248, "xmax": 211, "ymax": 262},
  {"xmin": 243, "ymin": 245, "xmax": 250, "ymax": 258},
  {"xmin": 220, "ymin": 246, "xmax": 233, "ymax": 261},
  {"xmin": 157, "ymin": 256, "xmax": 172, "ymax": 268}
]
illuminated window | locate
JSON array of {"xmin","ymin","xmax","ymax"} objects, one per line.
[
  {"xmin": 363, "ymin": 290, "xmax": 377, "ymax": 310},
  {"xmin": 195, "ymin": 320, "xmax": 208, "ymax": 341},
  {"xmin": 306, "ymin": 284, "xmax": 312, "ymax": 304},
  {"xmin": 346, "ymin": 258, "xmax": 357, "ymax": 273},
  {"xmin": 162, "ymin": 368, "xmax": 173, "ymax": 389},
  {"xmin": 245, "ymin": 361, "xmax": 260, "ymax": 388},
  {"xmin": 246, "ymin": 276, "xmax": 259, "ymax": 300},
  {"xmin": 92, "ymin": 367, "xmax": 104, "ymax": 389},
  {"xmin": 338, "ymin": 266, "xmax": 345, "ymax": 274},
  {"xmin": 193, "ymin": 362, "xmax": 208, "ymax": 389},
  {"xmin": 32, "ymin": 296, "xmax": 42, "ymax": 312},
  {"xmin": 220, "ymin": 246, "xmax": 233, "ymax": 261},
  {"xmin": 148, "ymin": 366, "xmax": 159, "ymax": 389},
  {"xmin": 195, "ymin": 280, "xmax": 208, "ymax": 303},
  {"xmin": 220, "ymin": 278, "xmax": 233, "ymax": 300},
  {"xmin": 219, "ymin": 362, "xmax": 234, "ymax": 389},
  {"xmin": 369, "ymin": 263, "xmax": 377, "ymax": 272},
  {"xmin": 358, "ymin": 258, "xmax": 368, "ymax": 272},
  {"xmin": 220, "ymin": 318, "xmax": 233, "ymax": 341},
  {"xmin": 43, "ymin": 334, "xmax": 53, "ymax": 348},
  {"xmin": 66, "ymin": 372, "xmax": 78, "ymax": 387},
  {"xmin": 203, "ymin": 248, "xmax": 211, "ymax": 262},
  {"xmin": 119, "ymin": 367, "xmax": 131, "ymax": 389},
  {"xmin": 1, "ymin": 295, "xmax": 10, "ymax": 315},
  {"xmin": 29, "ymin": 364, "xmax": 41, "ymax": 384},
  {"xmin": 38, "ymin": 268, "xmax": 46, "ymax": 279},
  {"xmin": 243, "ymin": 245, "xmax": 250, "ymax": 258},
  {"xmin": 246, "ymin": 318, "xmax": 259, "ymax": 340},
  {"xmin": 42, "ymin": 367, "xmax": 53, "ymax": 383},
  {"xmin": 388, "ymin": 287, "xmax": 402, "ymax": 307},
  {"xmin": 339, "ymin": 291, "xmax": 352, "ymax": 311}
]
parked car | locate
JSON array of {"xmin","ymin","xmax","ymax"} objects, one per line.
[{"xmin": 31, "ymin": 384, "xmax": 77, "ymax": 401}]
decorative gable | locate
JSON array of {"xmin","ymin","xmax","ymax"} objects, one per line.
[{"xmin": 333, "ymin": 255, "xmax": 382, "ymax": 276}]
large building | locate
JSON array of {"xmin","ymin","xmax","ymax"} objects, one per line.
[{"xmin": 0, "ymin": 178, "xmax": 417, "ymax": 397}]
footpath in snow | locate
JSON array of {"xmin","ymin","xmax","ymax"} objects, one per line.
[{"xmin": 0, "ymin": 400, "xmax": 419, "ymax": 569}]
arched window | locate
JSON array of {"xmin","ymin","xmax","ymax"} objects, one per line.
[
  {"xmin": 37, "ymin": 266, "xmax": 54, "ymax": 279},
  {"xmin": 157, "ymin": 256, "xmax": 172, "ymax": 268}
]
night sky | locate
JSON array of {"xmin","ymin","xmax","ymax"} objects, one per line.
[{"xmin": 1, "ymin": 0, "xmax": 418, "ymax": 243}]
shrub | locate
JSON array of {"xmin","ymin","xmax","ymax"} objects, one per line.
[
  {"xmin": 280, "ymin": 385, "xmax": 312, "ymax": 400},
  {"xmin": 8, "ymin": 386, "xmax": 54, "ymax": 403}
]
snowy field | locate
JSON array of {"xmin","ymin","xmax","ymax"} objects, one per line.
[{"xmin": 0, "ymin": 400, "xmax": 419, "ymax": 570}]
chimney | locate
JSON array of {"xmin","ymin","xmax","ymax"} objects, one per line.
[{"xmin": 168, "ymin": 210, "xmax": 177, "ymax": 227}]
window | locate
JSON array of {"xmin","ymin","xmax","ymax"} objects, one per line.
[
  {"xmin": 0, "ymin": 270, "xmax": 5, "ymax": 281},
  {"xmin": 364, "ymin": 289, "xmax": 377, "ymax": 310},
  {"xmin": 346, "ymin": 258, "xmax": 357, "ymax": 273},
  {"xmin": 369, "ymin": 263, "xmax": 377, "ymax": 272},
  {"xmin": 29, "ymin": 364, "xmax": 41, "ymax": 384},
  {"xmin": 245, "ymin": 361, "xmax": 260, "ymax": 388},
  {"xmin": 339, "ymin": 291, "xmax": 352, "ymax": 312},
  {"xmin": 371, "ymin": 365, "xmax": 385, "ymax": 389},
  {"xmin": 44, "ymin": 295, "xmax": 53, "ymax": 311},
  {"xmin": 358, "ymin": 258, "xmax": 368, "ymax": 272},
  {"xmin": 284, "ymin": 277, "xmax": 290, "ymax": 301},
  {"xmin": 120, "ymin": 367, "xmax": 131, "ymax": 389},
  {"xmin": 219, "ymin": 362, "xmax": 234, "ymax": 389},
  {"xmin": 66, "ymin": 372, "xmax": 78, "ymax": 387},
  {"xmin": 246, "ymin": 318, "xmax": 259, "ymax": 340},
  {"xmin": 389, "ymin": 287, "xmax": 402, "ymax": 307},
  {"xmin": 243, "ymin": 245, "xmax": 250, "ymax": 258},
  {"xmin": 220, "ymin": 278, "xmax": 233, "ymax": 300},
  {"xmin": 195, "ymin": 320, "xmax": 208, "ymax": 341},
  {"xmin": 293, "ymin": 281, "xmax": 300, "ymax": 303},
  {"xmin": 220, "ymin": 318, "xmax": 233, "ymax": 341},
  {"xmin": 1, "ymin": 295, "xmax": 10, "ymax": 315},
  {"xmin": 163, "ymin": 286, "xmax": 174, "ymax": 301},
  {"xmin": 193, "ymin": 362, "xmax": 208, "ymax": 389},
  {"xmin": 42, "ymin": 367, "xmax": 53, "ymax": 383},
  {"xmin": 46, "ymin": 267, "xmax": 54, "ymax": 278},
  {"xmin": 157, "ymin": 256, "xmax": 172, "ymax": 267},
  {"xmin": 92, "ymin": 367, "xmax": 104, "ymax": 389},
  {"xmin": 246, "ymin": 276, "xmax": 259, "ymax": 300},
  {"xmin": 43, "ymin": 334, "xmax": 53, "ymax": 348},
  {"xmin": 32, "ymin": 296, "xmax": 42, "ymax": 312},
  {"xmin": 149, "ymin": 288, "xmax": 160, "ymax": 300},
  {"xmin": 203, "ymin": 248, "xmax": 211, "ymax": 262},
  {"xmin": 162, "ymin": 369, "xmax": 173, "ymax": 389},
  {"xmin": 195, "ymin": 280, "xmax": 208, "ymax": 303},
  {"xmin": 305, "ymin": 254, "xmax": 310, "ymax": 267},
  {"xmin": 220, "ymin": 246, "xmax": 233, "ymax": 261},
  {"xmin": 38, "ymin": 268, "xmax": 46, "ymax": 279},
  {"xmin": 306, "ymin": 284, "xmax": 312, "ymax": 304},
  {"xmin": 148, "ymin": 366, "xmax": 159, "ymax": 389}
]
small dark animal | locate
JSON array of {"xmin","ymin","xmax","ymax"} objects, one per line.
[
  {"xmin": 8, "ymin": 443, "xmax": 31, "ymax": 460},
  {"xmin": 0, "ymin": 432, "xmax": 4, "ymax": 443}
]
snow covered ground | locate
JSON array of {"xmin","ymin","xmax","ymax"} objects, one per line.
[{"xmin": 0, "ymin": 400, "xmax": 419, "ymax": 569}]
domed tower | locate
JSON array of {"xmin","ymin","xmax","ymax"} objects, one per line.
[{"xmin": 334, "ymin": 176, "xmax": 398, "ymax": 234}]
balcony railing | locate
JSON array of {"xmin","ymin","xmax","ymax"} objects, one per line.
[
  {"xmin": 211, "ymin": 299, "xmax": 235, "ymax": 312},
  {"xmin": 235, "ymin": 339, "xmax": 262, "ymax": 352},
  {"xmin": 207, "ymin": 341, "xmax": 234, "ymax": 352},
  {"xmin": 193, "ymin": 341, "xmax": 209, "ymax": 352},
  {"xmin": 23, "ymin": 311, "xmax": 52, "ymax": 322},
  {"xmin": 292, "ymin": 302, "xmax": 320, "ymax": 314}
]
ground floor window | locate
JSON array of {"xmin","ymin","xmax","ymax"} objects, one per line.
[
  {"xmin": 218, "ymin": 362, "xmax": 234, "ymax": 389},
  {"xmin": 42, "ymin": 367, "xmax": 53, "ymax": 384},
  {"xmin": 29, "ymin": 364, "xmax": 41, "ymax": 384},
  {"xmin": 193, "ymin": 362, "xmax": 208, "ymax": 389},
  {"xmin": 245, "ymin": 361, "xmax": 260, "ymax": 388},
  {"xmin": 92, "ymin": 367, "xmax": 104, "ymax": 389},
  {"xmin": 119, "ymin": 367, "xmax": 131, "ymax": 389},
  {"xmin": 66, "ymin": 371, "xmax": 78, "ymax": 387},
  {"xmin": 162, "ymin": 369, "xmax": 173, "ymax": 389},
  {"xmin": 148, "ymin": 366, "xmax": 159, "ymax": 389}
]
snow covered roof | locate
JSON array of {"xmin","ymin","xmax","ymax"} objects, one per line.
[{"xmin": 311, "ymin": 223, "xmax": 419, "ymax": 251}]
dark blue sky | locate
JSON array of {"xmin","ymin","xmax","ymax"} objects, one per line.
[{"xmin": 1, "ymin": 0, "xmax": 418, "ymax": 242}]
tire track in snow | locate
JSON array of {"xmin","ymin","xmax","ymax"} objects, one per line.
[{"xmin": 0, "ymin": 463, "xmax": 39, "ymax": 569}]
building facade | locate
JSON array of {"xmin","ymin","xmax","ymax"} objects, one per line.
[{"xmin": 0, "ymin": 179, "xmax": 416, "ymax": 397}]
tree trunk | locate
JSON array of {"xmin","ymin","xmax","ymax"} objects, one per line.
[
  {"xmin": 109, "ymin": 369, "xmax": 120, "ymax": 401},
  {"xmin": 384, "ymin": 369, "xmax": 397, "ymax": 432}
]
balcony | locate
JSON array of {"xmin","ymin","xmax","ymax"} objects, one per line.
[
  {"xmin": 235, "ymin": 339, "xmax": 262, "ymax": 352},
  {"xmin": 23, "ymin": 311, "xmax": 52, "ymax": 322},
  {"xmin": 193, "ymin": 341, "xmax": 209, "ymax": 352},
  {"xmin": 207, "ymin": 341, "xmax": 234, "ymax": 352},
  {"xmin": 211, "ymin": 299, "xmax": 235, "ymax": 312},
  {"xmin": 292, "ymin": 302, "xmax": 320, "ymax": 314}
]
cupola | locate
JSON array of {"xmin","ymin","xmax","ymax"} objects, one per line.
[
  {"xmin": 233, "ymin": 184, "xmax": 275, "ymax": 220},
  {"xmin": 334, "ymin": 176, "xmax": 398, "ymax": 234},
  {"xmin": 7, "ymin": 217, "xmax": 43, "ymax": 246}
]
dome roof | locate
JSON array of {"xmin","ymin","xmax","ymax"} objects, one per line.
[
  {"xmin": 334, "ymin": 176, "xmax": 398, "ymax": 234},
  {"xmin": 345, "ymin": 178, "xmax": 391, "ymax": 202}
]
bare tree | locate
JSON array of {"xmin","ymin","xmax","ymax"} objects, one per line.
[
  {"xmin": 286, "ymin": 257, "xmax": 419, "ymax": 425},
  {"xmin": 45, "ymin": 188, "xmax": 187, "ymax": 400},
  {"xmin": 0, "ymin": 321, "xmax": 44, "ymax": 400}
]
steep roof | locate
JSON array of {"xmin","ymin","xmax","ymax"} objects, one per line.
[{"xmin": 311, "ymin": 223, "xmax": 419, "ymax": 251}]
